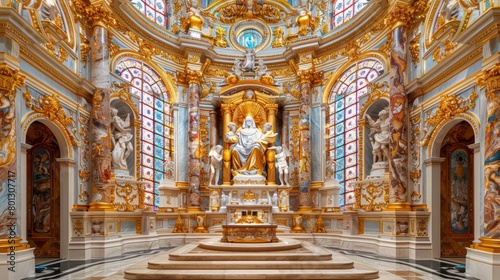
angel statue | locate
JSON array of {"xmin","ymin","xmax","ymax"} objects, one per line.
[
  {"xmin": 209, "ymin": 145, "xmax": 223, "ymax": 185},
  {"xmin": 110, "ymin": 107, "xmax": 133, "ymax": 170},
  {"xmin": 269, "ymin": 145, "xmax": 291, "ymax": 186}
]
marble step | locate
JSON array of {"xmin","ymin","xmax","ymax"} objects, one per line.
[
  {"xmin": 168, "ymin": 251, "xmax": 333, "ymax": 261},
  {"xmin": 148, "ymin": 260, "xmax": 354, "ymax": 270},
  {"xmin": 124, "ymin": 268, "xmax": 379, "ymax": 279}
]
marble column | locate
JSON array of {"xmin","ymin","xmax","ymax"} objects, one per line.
[
  {"xmin": 475, "ymin": 63, "xmax": 500, "ymax": 250},
  {"xmin": 221, "ymin": 103, "xmax": 233, "ymax": 185},
  {"xmin": 297, "ymin": 70, "xmax": 313, "ymax": 210},
  {"xmin": 187, "ymin": 70, "xmax": 203, "ymax": 210},
  {"xmin": 89, "ymin": 24, "xmax": 113, "ymax": 211},
  {"xmin": 0, "ymin": 64, "xmax": 27, "ymax": 251},
  {"xmin": 386, "ymin": 19, "xmax": 410, "ymax": 211},
  {"xmin": 209, "ymin": 110, "xmax": 218, "ymax": 148}
]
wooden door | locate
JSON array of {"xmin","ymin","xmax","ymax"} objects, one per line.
[
  {"xmin": 440, "ymin": 143, "xmax": 474, "ymax": 257},
  {"xmin": 27, "ymin": 125, "xmax": 60, "ymax": 257}
]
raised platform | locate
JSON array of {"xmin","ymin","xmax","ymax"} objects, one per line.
[{"xmin": 123, "ymin": 238, "xmax": 379, "ymax": 279}]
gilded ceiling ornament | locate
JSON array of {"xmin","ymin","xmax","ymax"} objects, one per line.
[
  {"xmin": 477, "ymin": 63, "xmax": 500, "ymax": 99},
  {"xmin": 128, "ymin": 32, "xmax": 161, "ymax": 61},
  {"xmin": 420, "ymin": 91, "xmax": 478, "ymax": 147},
  {"xmin": 409, "ymin": 34, "xmax": 421, "ymax": 66},
  {"xmin": 271, "ymin": 27, "xmax": 286, "ymax": 48},
  {"xmin": 214, "ymin": 26, "xmax": 228, "ymax": 48},
  {"xmin": 217, "ymin": 0, "xmax": 283, "ymax": 24},
  {"xmin": 23, "ymin": 89, "xmax": 80, "ymax": 147}
]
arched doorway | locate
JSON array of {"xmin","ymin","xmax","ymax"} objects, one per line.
[
  {"xmin": 26, "ymin": 121, "xmax": 61, "ymax": 257},
  {"xmin": 439, "ymin": 121, "xmax": 474, "ymax": 257}
]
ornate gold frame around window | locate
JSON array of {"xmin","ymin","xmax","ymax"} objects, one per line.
[{"xmin": 229, "ymin": 19, "xmax": 270, "ymax": 52}]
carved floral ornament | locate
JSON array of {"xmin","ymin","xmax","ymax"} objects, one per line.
[
  {"xmin": 420, "ymin": 91, "xmax": 478, "ymax": 148},
  {"xmin": 23, "ymin": 88, "xmax": 80, "ymax": 147}
]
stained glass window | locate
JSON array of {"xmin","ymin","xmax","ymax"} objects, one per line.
[
  {"xmin": 115, "ymin": 59, "xmax": 171, "ymax": 209},
  {"xmin": 131, "ymin": 0, "xmax": 168, "ymax": 27},
  {"xmin": 332, "ymin": 0, "xmax": 368, "ymax": 28},
  {"xmin": 327, "ymin": 59, "xmax": 383, "ymax": 209}
]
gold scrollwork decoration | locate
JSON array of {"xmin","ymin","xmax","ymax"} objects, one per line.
[
  {"xmin": 214, "ymin": 26, "xmax": 228, "ymax": 48},
  {"xmin": 0, "ymin": 65, "xmax": 25, "ymax": 166},
  {"xmin": 421, "ymin": 91, "xmax": 478, "ymax": 148},
  {"xmin": 23, "ymin": 88, "xmax": 79, "ymax": 147},
  {"xmin": 409, "ymin": 34, "xmax": 421, "ymax": 66},
  {"xmin": 113, "ymin": 181, "xmax": 141, "ymax": 212},
  {"xmin": 359, "ymin": 82, "xmax": 389, "ymax": 117}
]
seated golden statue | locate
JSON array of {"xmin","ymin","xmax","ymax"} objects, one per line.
[{"xmin": 228, "ymin": 116, "xmax": 276, "ymax": 176}]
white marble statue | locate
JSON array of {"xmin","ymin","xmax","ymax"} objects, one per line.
[
  {"xmin": 269, "ymin": 145, "xmax": 291, "ymax": 186},
  {"xmin": 232, "ymin": 59, "xmax": 243, "ymax": 77},
  {"xmin": 255, "ymin": 58, "xmax": 268, "ymax": 79},
  {"xmin": 366, "ymin": 109, "xmax": 390, "ymax": 163},
  {"xmin": 209, "ymin": 145, "xmax": 223, "ymax": 185},
  {"xmin": 242, "ymin": 48, "xmax": 255, "ymax": 72},
  {"xmin": 110, "ymin": 107, "xmax": 133, "ymax": 169}
]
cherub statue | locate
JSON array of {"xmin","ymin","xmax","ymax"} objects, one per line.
[
  {"xmin": 208, "ymin": 145, "xmax": 223, "ymax": 185},
  {"xmin": 269, "ymin": 145, "xmax": 291, "ymax": 186}
]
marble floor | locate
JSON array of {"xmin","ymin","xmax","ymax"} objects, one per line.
[{"xmin": 26, "ymin": 247, "xmax": 478, "ymax": 280}]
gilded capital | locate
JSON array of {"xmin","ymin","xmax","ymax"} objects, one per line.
[
  {"xmin": 73, "ymin": 0, "xmax": 116, "ymax": 29},
  {"xmin": 221, "ymin": 103, "xmax": 234, "ymax": 114},
  {"xmin": 265, "ymin": 103, "xmax": 279, "ymax": 112},
  {"xmin": 477, "ymin": 63, "xmax": 500, "ymax": 99},
  {"xmin": 187, "ymin": 69, "xmax": 203, "ymax": 86},
  {"xmin": 0, "ymin": 64, "xmax": 25, "ymax": 93},
  {"xmin": 384, "ymin": 0, "xmax": 427, "ymax": 29},
  {"xmin": 297, "ymin": 69, "xmax": 321, "ymax": 86}
]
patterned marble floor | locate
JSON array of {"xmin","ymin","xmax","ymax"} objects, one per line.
[{"xmin": 25, "ymin": 247, "xmax": 478, "ymax": 280}]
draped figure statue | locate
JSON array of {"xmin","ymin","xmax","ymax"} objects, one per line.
[{"xmin": 230, "ymin": 116, "xmax": 276, "ymax": 176}]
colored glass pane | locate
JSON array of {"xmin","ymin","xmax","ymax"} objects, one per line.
[
  {"xmin": 116, "ymin": 59, "xmax": 171, "ymax": 209},
  {"xmin": 327, "ymin": 58, "xmax": 383, "ymax": 208},
  {"xmin": 331, "ymin": 0, "xmax": 368, "ymax": 28},
  {"xmin": 131, "ymin": 0, "xmax": 168, "ymax": 28}
]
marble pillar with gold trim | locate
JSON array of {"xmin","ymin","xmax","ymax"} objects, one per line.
[
  {"xmin": 476, "ymin": 63, "xmax": 500, "ymax": 251},
  {"xmin": 187, "ymin": 70, "xmax": 203, "ymax": 210},
  {"xmin": 297, "ymin": 70, "xmax": 313, "ymax": 211},
  {"xmin": 89, "ymin": 23, "xmax": 113, "ymax": 211},
  {"xmin": 0, "ymin": 64, "xmax": 28, "ymax": 251},
  {"xmin": 385, "ymin": 5, "xmax": 412, "ymax": 211}
]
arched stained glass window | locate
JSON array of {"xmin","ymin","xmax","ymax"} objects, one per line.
[
  {"xmin": 327, "ymin": 59, "xmax": 383, "ymax": 208},
  {"xmin": 115, "ymin": 59, "xmax": 172, "ymax": 209},
  {"xmin": 131, "ymin": 0, "xmax": 168, "ymax": 27},
  {"xmin": 332, "ymin": 0, "xmax": 368, "ymax": 28}
]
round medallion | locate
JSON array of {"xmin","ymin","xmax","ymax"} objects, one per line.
[{"xmin": 230, "ymin": 20, "xmax": 270, "ymax": 52}]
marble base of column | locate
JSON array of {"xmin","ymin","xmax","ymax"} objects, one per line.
[
  {"xmin": 186, "ymin": 206, "xmax": 203, "ymax": 213},
  {"xmin": 384, "ymin": 202, "xmax": 411, "ymax": 211},
  {"xmin": 472, "ymin": 237, "xmax": 500, "ymax": 253},
  {"xmin": 296, "ymin": 206, "xmax": 313, "ymax": 212},
  {"xmin": 88, "ymin": 202, "xmax": 115, "ymax": 211},
  {"xmin": 410, "ymin": 204, "xmax": 428, "ymax": 211}
]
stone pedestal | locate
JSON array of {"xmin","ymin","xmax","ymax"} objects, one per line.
[
  {"xmin": 113, "ymin": 177, "xmax": 147, "ymax": 212},
  {"xmin": 158, "ymin": 179, "xmax": 179, "ymax": 212},
  {"xmin": 320, "ymin": 179, "xmax": 340, "ymax": 212},
  {"xmin": 466, "ymin": 247, "xmax": 500, "ymax": 280}
]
